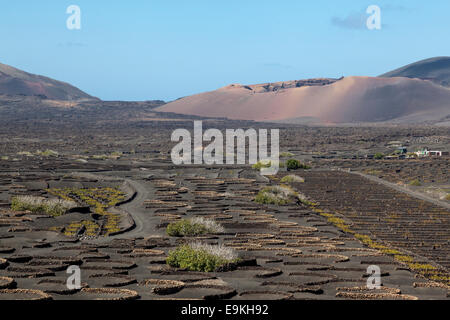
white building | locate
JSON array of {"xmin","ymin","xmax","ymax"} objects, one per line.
[{"xmin": 415, "ymin": 148, "xmax": 444, "ymax": 157}]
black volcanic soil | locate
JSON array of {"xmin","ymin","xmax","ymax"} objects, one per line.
[{"xmin": 0, "ymin": 102, "xmax": 448, "ymax": 300}]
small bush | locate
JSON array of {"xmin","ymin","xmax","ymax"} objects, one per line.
[
  {"xmin": 166, "ymin": 217, "xmax": 224, "ymax": 237},
  {"xmin": 374, "ymin": 153, "xmax": 384, "ymax": 160},
  {"xmin": 11, "ymin": 196, "xmax": 77, "ymax": 216},
  {"xmin": 110, "ymin": 151, "xmax": 123, "ymax": 157},
  {"xmin": 36, "ymin": 149, "xmax": 59, "ymax": 157},
  {"xmin": 409, "ymin": 179, "xmax": 422, "ymax": 186},
  {"xmin": 445, "ymin": 194, "xmax": 450, "ymax": 201},
  {"xmin": 92, "ymin": 154, "xmax": 108, "ymax": 160},
  {"xmin": 280, "ymin": 174, "xmax": 305, "ymax": 184},
  {"xmin": 166, "ymin": 243, "xmax": 238, "ymax": 272},
  {"xmin": 286, "ymin": 159, "xmax": 311, "ymax": 170},
  {"xmin": 255, "ymin": 185, "xmax": 300, "ymax": 205}
]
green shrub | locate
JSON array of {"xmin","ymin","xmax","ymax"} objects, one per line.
[
  {"xmin": 286, "ymin": 159, "xmax": 311, "ymax": 170},
  {"xmin": 255, "ymin": 191, "xmax": 289, "ymax": 205},
  {"xmin": 36, "ymin": 149, "xmax": 59, "ymax": 157},
  {"xmin": 374, "ymin": 153, "xmax": 384, "ymax": 160},
  {"xmin": 91, "ymin": 154, "xmax": 108, "ymax": 160},
  {"xmin": 280, "ymin": 174, "xmax": 305, "ymax": 184},
  {"xmin": 255, "ymin": 185, "xmax": 299, "ymax": 205},
  {"xmin": 166, "ymin": 217, "xmax": 224, "ymax": 237},
  {"xmin": 110, "ymin": 151, "xmax": 123, "ymax": 157},
  {"xmin": 409, "ymin": 179, "xmax": 422, "ymax": 186},
  {"xmin": 166, "ymin": 243, "xmax": 238, "ymax": 272},
  {"xmin": 11, "ymin": 196, "xmax": 77, "ymax": 217}
]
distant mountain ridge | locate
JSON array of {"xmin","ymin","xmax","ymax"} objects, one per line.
[
  {"xmin": 2, "ymin": 58, "xmax": 449, "ymax": 125},
  {"xmin": 380, "ymin": 56, "xmax": 450, "ymax": 87},
  {"xmin": 0, "ymin": 62, "xmax": 98, "ymax": 101}
]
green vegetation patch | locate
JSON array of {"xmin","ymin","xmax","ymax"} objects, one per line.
[
  {"xmin": 36, "ymin": 149, "xmax": 59, "ymax": 157},
  {"xmin": 373, "ymin": 153, "xmax": 384, "ymax": 160},
  {"xmin": 255, "ymin": 185, "xmax": 301, "ymax": 205},
  {"xmin": 280, "ymin": 174, "xmax": 305, "ymax": 184},
  {"xmin": 409, "ymin": 179, "xmax": 422, "ymax": 186},
  {"xmin": 286, "ymin": 159, "xmax": 311, "ymax": 170},
  {"xmin": 48, "ymin": 187, "xmax": 125, "ymax": 235},
  {"xmin": 166, "ymin": 217, "xmax": 224, "ymax": 237},
  {"xmin": 166, "ymin": 243, "xmax": 238, "ymax": 272},
  {"xmin": 11, "ymin": 196, "xmax": 77, "ymax": 217}
]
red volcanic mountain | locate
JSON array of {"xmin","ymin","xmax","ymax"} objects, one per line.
[
  {"xmin": 0, "ymin": 62, "xmax": 97, "ymax": 101},
  {"xmin": 157, "ymin": 59, "xmax": 450, "ymax": 124}
]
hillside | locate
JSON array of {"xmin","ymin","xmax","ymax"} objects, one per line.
[
  {"xmin": 156, "ymin": 76, "xmax": 450, "ymax": 124},
  {"xmin": 0, "ymin": 62, "xmax": 98, "ymax": 101},
  {"xmin": 380, "ymin": 56, "xmax": 450, "ymax": 87}
]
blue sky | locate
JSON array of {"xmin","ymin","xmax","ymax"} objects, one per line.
[{"xmin": 1, "ymin": 0, "xmax": 449, "ymax": 101}]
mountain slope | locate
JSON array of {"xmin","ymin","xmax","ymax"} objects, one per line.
[
  {"xmin": 0, "ymin": 62, "xmax": 98, "ymax": 100},
  {"xmin": 380, "ymin": 57, "xmax": 450, "ymax": 87},
  {"xmin": 156, "ymin": 76, "xmax": 450, "ymax": 124}
]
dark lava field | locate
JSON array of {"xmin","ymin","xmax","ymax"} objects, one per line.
[{"xmin": 0, "ymin": 103, "xmax": 448, "ymax": 300}]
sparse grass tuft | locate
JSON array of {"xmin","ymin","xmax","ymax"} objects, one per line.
[
  {"xmin": 166, "ymin": 217, "xmax": 224, "ymax": 237},
  {"xmin": 11, "ymin": 196, "xmax": 77, "ymax": 217},
  {"xmin": 255, "ymin": 185, "xmax": 301, "ymax": 205},
  {"xmin": 91, "ymin": 154, "xmax": 109, "ymax": 160},
  {"xmin": 280, "ymin": 174, "xmax": 305, "ymax": 184},
  {"xmin": 409, "ymin": 179, "xmax": 422, "ymax": 186},
  {"xmin": 36, "ymin": 149, "xmax": 59, "ymax": 157},
  {"xmin": 374, "ymin": 153, "xmax": 384, "ymax": 159},
  {"xmin": 166, "ymin": 243, "xmax": 238, "ymax": 272}
]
